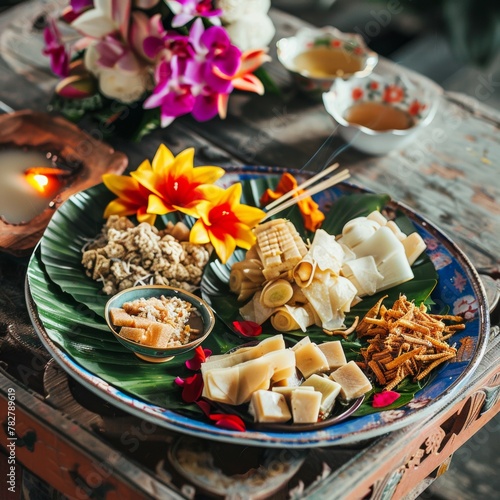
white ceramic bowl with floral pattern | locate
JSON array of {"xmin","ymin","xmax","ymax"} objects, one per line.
[
  {"xmin": 276, "ymin": 26, "xmax": 378, "ymax": 100},
  {"xmin": 322, "ymin": 72, "xmax": 439, "ymax": 155}
]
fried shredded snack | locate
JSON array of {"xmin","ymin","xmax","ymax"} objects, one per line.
[{"xmin": 357, "ymin": 295, "xmax": 465, "ymax": 391}]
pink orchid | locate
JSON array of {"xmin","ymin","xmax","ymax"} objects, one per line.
[
  {"xmin": 167, "ymin": 0, "xmax": 222, "ymax": 28},
  {"xmin": 185, "ymin": 346, "xmax": 212, "ymax": 371},
  {"xmin": 143, "ymin": 56, "xmax": 195, "ymax": 127},
  {"xmin": 61, "ymin": 0, "xmax": 94, "ymax": 23},
  {"xmin": 130, "ymin": 12, "xmax": 166, "ymax": 62},
  {"xmin": 43, "ymin": 19, "xmax": 70, "ymax": 78}
]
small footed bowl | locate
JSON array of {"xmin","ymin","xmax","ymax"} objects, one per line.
[
  {"xmin": 277, "ymin": 26, "xmax": 378, "ymax": 100},
  {"xmin": 323, "ymin": 72, "xmax": 439, "ymax": 155},
  {"xmin": 105, "ymin": 285, "xmax": 215, "ymax": 363}
]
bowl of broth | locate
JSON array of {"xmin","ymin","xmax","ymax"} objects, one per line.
[
  {"xmin": 277, "ymin": 26, "xmax": 378, "ymax": 100},
  {"xmin": 322, "ymin": 73, "xmax": 439, "ymax": 155}
]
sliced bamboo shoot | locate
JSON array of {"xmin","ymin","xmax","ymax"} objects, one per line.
[
  {"xmin": 402, "ymin": 232, "xmax": 426, "ymax": 265},
  {"xmin": 260, "ymin": 279, "xmax": 294, "ymax": 308},
  {"xmin": 341, "ymin": 256, "xmax": 383, "ymax": 297},
  {"xmin": 339, "ymin": 217, "xmax": 381, "ymax": 249}
]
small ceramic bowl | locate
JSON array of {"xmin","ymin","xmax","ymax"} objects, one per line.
[
  {"xmin": 322, "ymin": 72, "xmax": 439, "ymax": 155},
  {"xmin": 276, "ymin": 26, "xmax": 378, "ymax": 100},
  {"xmin": 105, "ymin": 285, "xmax": 215, "ymax": 363}
]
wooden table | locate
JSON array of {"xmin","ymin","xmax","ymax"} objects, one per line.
[{"xmin": 1, "ymin": 2, "xmax": 499, "ymax": 499}]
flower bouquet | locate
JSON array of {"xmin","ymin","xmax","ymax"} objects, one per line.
[{"xmin": 43, "ymin": 0, "xmax": 274, "ymax": 140}]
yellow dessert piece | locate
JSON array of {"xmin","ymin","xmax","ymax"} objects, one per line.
[
  {"xmin": 202, "ymin": 348, "xmax": 295, "ymax": 405},
  {"xmin": 200, "ymin": 335, "xmax": 286, "ymax": 374},
  {"xmin": 249, "ymin": 390, "xmax": 292, "ymax": 423},
  {"xmin": 318, "ymin": 340, "xmax": 347, "ymax": 370},
  {"xmin": 291, "ymin": 390, "xmax": 322, "ymax": 424},
  {"xmin": 294, "ymin": 342, "xmax": 329, "ymax": 378},
  {"xmin": 330, "ymin": 360, "xmax": 372, "ymax": 399},
  {"xmin": 301, "ymin": 374, "xmax": 341, "ymax": 415},
  {"xmin": 271, "ymin": 385, "xmax": 314, "ymax": 404}
]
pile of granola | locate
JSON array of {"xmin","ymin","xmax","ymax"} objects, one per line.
[{"xmin": 82, "ymin": 216, "xmax": 211, "ymax": 295}]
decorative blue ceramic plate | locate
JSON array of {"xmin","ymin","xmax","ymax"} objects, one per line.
[{"xmin": 26, "ymin": 166, "xmax": 490, "ymax": 448}]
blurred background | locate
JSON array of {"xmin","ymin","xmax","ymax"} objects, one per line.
[
  {"xmin": 273, "ymin": 0, "xmax": 500, "ymax": 111},
  {"xmin": 273, "ymin": 1, "xmax": 500, "ymax": 499}
]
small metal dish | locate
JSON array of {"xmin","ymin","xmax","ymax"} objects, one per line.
[
  {"xmin": 105, "ymin": 285, "xmax": 215, "ymax": 363},
  {"xmin": 277, "ymin": 26, "xmax": 378, "ymax": 100}
]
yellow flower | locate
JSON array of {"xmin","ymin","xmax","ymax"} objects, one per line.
[
  {"xmin": 130, "ymin": 144, "xmax": 225, "ymax": 216},
  {"xmin": 189, "ymin": 183, "xmax": 265, "ymax": 264}
]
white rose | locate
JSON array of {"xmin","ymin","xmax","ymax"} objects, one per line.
[
  {"xmin": 225, "ymin": 13, "xmax": 275, "ymax": 51},
  {"xmin": 98, "ymin": 68, "xmax": 149, "ymax": 103},
  {"xmin": 216, "ymin": 0, "xmax": 271, "ymax": 23}
]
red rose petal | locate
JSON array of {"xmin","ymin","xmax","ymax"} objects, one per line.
[
  {"xmin": 211, "ymin": 414, "xmax": 246, "ymax": 432},
  {"xmin": 373, "ymin": 391, "xmax": 401, "ymax": 408},
  {"xmin": 174, "ymin": 376, "xmax": 185, "ymax": 387},
  {"xmin": 185, "ymin": 346, "xmax": 212, "ymax": 371},
  {"xmin": 195, "ymin": 400, "xmax": 212, "ymax": 417},
  {"xmin": 233, "ymin": 320, "xmax": 262, "ymax": 337},
  {"xmin": 181, "ymin": 373, "xmax": 204, "ymax": 403}
]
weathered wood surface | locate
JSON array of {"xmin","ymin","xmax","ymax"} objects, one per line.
[{"xmin": 0, "ymin": 2, "xmax": 499, "ymax": 499}]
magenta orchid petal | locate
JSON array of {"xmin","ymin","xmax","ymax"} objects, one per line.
[
  {"xmin": 200, "ymin": 25, "xmax": 230, "ymax": 53},
  {"xmin": 143, "ymin": 36, "xmax": 166, "ymax": 59},
  {"xmin": 43, "ymin": 19, "xmax": 70, "ymax": 78},
  {"xmin": 70, "ymin": 0, "xmax": 93, "ymax": 13},
  {"xmin": 129, "ymin": 12, "xmax": 169, "ymax": 62},
  {"xmin": 168, "ymin": 0, "xmax": 222, "ymax": 28},
  {"xmin": 187, "ymin": 18, "xmax": 205, "ymax": 53},
  {"xmin": 95, "ymin": 36, "xmax": 124, "ymax": 67},
  {"xmin": 213, "ymin": 44, "xmax": 241, "ymax": 77},
  {"xmin": 171, "ymin": 12, "xmax": 195, "ymax": 28},
  {"xmin": 192, "ymin": 92, "xmax": 219, "ymax": 121}
]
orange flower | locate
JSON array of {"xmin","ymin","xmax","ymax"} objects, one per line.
[
  {"xmin": 129, "ymin": 144, "xmax": 225, "ymax": 216},
  {"xmin": 260, "ymin": 173, "xmax": 325, "ymax": 232},
  {"xmin": 189, "ymin": 184, "xmax": 265, "ymax": 264}
]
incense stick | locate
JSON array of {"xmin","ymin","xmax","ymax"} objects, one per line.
[
  {"xmin": 261, "ymin": 169, "xmax": 350, "ymax": 222},
  {"xmin": 263, "ymin": 162, "xmax": 340, "ymax": 211}
]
